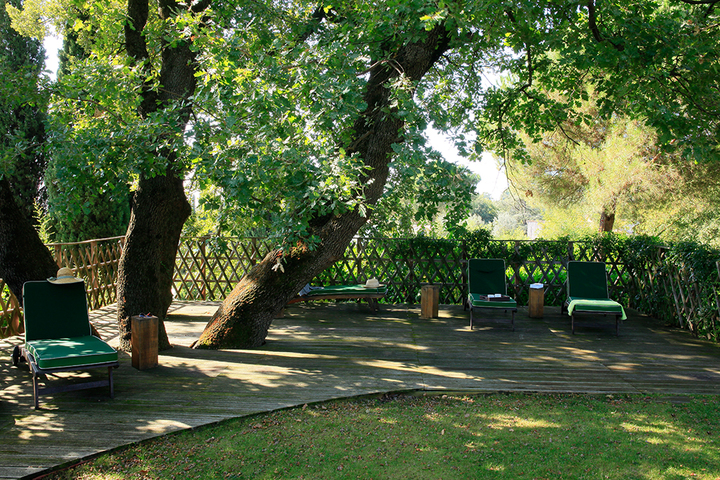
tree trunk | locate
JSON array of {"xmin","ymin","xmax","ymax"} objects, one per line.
[
  {"xmin": 599, "ymin": 200, "xmax": 617, "ymax": 233},
  {"xmin": 115, "ymin": 0, "xmax": 204, "ymax": 351},
  {"xmin": 598, "ymin": 211, "xmax": 615, "ymax": 233},
  {"xmin": 193, "ymin": 25, "xmax": 452, "ymax": 349},
  {"xmin": 0, "ymin": 177, "xmax": 58, "ymax": 297},
  {"xmin": 116, "ymin": 172, "xmax": 191, "ymax": 351}
]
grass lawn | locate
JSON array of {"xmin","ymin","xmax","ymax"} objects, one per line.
[{"xmin": 46, "ymin": 393, "xmax": 719, "ymax": 479}]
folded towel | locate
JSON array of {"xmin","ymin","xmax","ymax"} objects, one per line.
[{"xmin": 298, "ymin": 284, "xmax": 324, "ymax": 296}]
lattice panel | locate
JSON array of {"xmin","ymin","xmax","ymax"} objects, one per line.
[
  {"xmin": 662, "ymin": 261, "xmax": 712, "ymax": 333},
  {"xmin": 47, "ymin": 236, "xmax": 125, "ymax": 310},
  {"xmin": 28, "ymin": 235, "xmax": 720, "ymax": 342},
  {"xmin": 0, "ymin": 279, "xmax": 23, "ymax": 338},
  {"xmin": 173, "ymin": 237, "xmax": 274, "ymax": 300},
  {"xmin": 170, "ymin": 237, "xmax": 668, "ymax": 309}
]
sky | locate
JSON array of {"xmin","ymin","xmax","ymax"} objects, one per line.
[
  {"xmin": 42, "ymin": 35, "xmax": 508, "ymax": 200},
  {"xmin": 426, "ymin": 129, "xmax": 508, "ymax": 200}
]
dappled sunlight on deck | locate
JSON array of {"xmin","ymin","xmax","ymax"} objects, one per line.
[
  {"xmin": 2, "ymin": 300, "xmax": 720, "ymax": 478},
  {"xmin": 135, "ymin": 419, "xmax": 193, "ymax": 434}
]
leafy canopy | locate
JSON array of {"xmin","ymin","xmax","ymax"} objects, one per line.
[{"xmin": 7, "ymin": 0, "xmax": 719, "ymax": 243}]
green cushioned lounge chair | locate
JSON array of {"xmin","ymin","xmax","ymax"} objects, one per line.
[
  {"xmin": 466, "ymin": 259, "xmax": 517, "ymax": 330},
  {"xmin": 287, "ymin": 284, "xmax": 388, "ymax": 313},
  {"xmin": 564, "ymin": 261, "xmax": 626, "ymax": 336},
  {"xmin": 12, "ymin": 280, "xmax": 119, "ymax": 409}
]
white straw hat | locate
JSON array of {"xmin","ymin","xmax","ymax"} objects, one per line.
[
  {"xmin": 47, "ymin": 267, "xmax": 83, "ymax": 284},
  {"xmin": 365, "ymin": 278, "xmax": 380, "ymax": 288}
]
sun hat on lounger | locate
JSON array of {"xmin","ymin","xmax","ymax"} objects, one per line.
[
  {"xmin": 47, "ymin": 267, "xmax": 83, "ymax": 284},
  {"xmin": 365, "ymin": 278, "xmax": 380, "ymax": 288}
]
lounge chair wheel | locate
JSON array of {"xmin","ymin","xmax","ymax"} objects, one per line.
[{"xmin": 11, "ymin": 345, "xmax": 21, "ymax": 367}]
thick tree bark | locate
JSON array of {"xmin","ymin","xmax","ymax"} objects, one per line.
[
  {"xmin": 0, "ymin": 177, "xmax": 58, "ymax": 297},
  {"xmin": 115, "ymin": 0, "xmax": 204, "ymax": 350},
  {"xmin": 193, "ymin": 25, "xmax": 452, "ymax": 349},
  {"xmin": 599, "ymin": 198, "xmax": 617, "ymax": 233},
  {"xmin": 116, "ymin": 172, "xmax": 191, "ymax": 351},
  {"xmin": 598, "ymin": 210, "xmax": 615, "ymax": 233}
]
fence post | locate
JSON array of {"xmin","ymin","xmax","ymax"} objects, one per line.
[
  {"xmin": 54, "ymin": 244, "xmax": 62, "ymax": 267},
  {"xmin": 355, "ymin": 238, "xmax": 363, "ymax": 282},
  {"xmin": 200, "ymin": 237, "xmax": 207, "ymax": 301},
  {"xmin": 715, "ymin": 261, "xmax": 720, "ymax": 338},
  {"xmin": 90, "ymin": 240, "xmax": 98, "ymax": 309},
  {"xmin": 461, "ymin": 238, "xmax": 468, "ymax": 305},
  {"xmin": 512, "ymin": 240, "xmax": 522, "ymax": 299}
]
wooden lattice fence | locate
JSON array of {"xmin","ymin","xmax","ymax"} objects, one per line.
[
  {"xmin": 1, "ymin": 236, "xmax": 123, "ymax": 339},
  {"xmin": 169, "ymin": 237, "xmax": 719, "ymax": 340},
  {"xmin": 47, "ymin": 236, "xmax": 126, "ymax": 310},
  {"xmin": 0, "ymin": 278, "xmax": 23, "ymax": 338},
  {"xmin": 173, "ymin": 237, "xmax": 275, "ymax": 300},
  {"xmin": 654, "ymin": 252, "xmax": 720, "ymax": 339},
  {"xmin": 2, "ymin": 235, "xmax": 720, "ymax": 341},
  {"xmin": 170, "ymin": 237, "xmax": 647, "ymax": 307}
]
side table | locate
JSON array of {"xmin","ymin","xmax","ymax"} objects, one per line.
[
  {"xmin": 420, "ymin": 284, "xmax": 441, "ymax": 319},
  {"xmin": 528, "ymin": 284, "xmax": 544, "ymax": 318},
  {"xmin": 131, "ymin": 315, "xmax": 159, "ymax": 370}
]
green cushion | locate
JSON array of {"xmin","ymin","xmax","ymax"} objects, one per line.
[
  {"xmin": 468, "ymin": 259, "xmax": 508, "ymax": 296},
  {"xmin": 567, "ymin": 297, "xmax": 627, "ymax": 320},
  {"xmin": 26, "ymin": 336, "xmax": 118, "ymax": 370},
  {"xmin": 23, "ymin": 281, "xmax": 91, "ymax": 341},
  {"xmin": 468, "ymin": 293, "xmax": 517, "ymax": 309},
  {"xmin": 567, "ymin": 261, "xmax": 609, "ymax": 299},
  {"xmin": 306, "ymin": 285, "xmax": 387, "ymax": 296}
]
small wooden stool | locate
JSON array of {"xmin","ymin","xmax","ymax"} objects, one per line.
[
  {"xmin": 529, "ymin": 285, "xmax": 544, "ymax": 318},
  {"xmin": 420, "ymin": 285, "xmax": 441, "ymax": 319},
  {"xmin": 131, "ymin": 315, "xmax": 159, "ymax": 370}
]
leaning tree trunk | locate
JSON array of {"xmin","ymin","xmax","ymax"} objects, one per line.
[
  {"xmin": 193, "ymin": 25, "xmax": 452, "ymax": 349},
  {"xmin": 0, "ymin": 177, "xmax": 58, "ymax": 297},
  {"xmin": 116, "ymin": 172, "xmax": 191, "ymax": 351}
]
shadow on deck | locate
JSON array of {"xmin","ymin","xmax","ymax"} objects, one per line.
[{"xmin": 2, "ymin": 301, "xmax": 720, "ymax": 478}]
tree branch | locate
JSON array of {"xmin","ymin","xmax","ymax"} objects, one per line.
[
  {"xmin": 586, "ymin": 0, "xmax": 624, "ymax": 51},
  {"xmin": 676, "ymin": 0, "xmax": 719, "ymax": 16},
  {"xmin": 125, "ymin": 0, "xmax": 157, "ymax": 117},
  {"xmin": 586, "ymin": 0, "xmax": 604, "ymax": 43}
]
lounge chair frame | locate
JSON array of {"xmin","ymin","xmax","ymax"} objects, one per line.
[
  {"xmin": 287, "ymin": 285, "xmax": 387, "ymax": 313},
  {"xmin": 466, "ymin": 259, "xmax": 517, "ymax": 331},
  {"xmin": 13, "ymin": 348, "xmax": 117, "ymax": 409},
  {"xmin": 13, "ymin": 280, "xmax": 119, "ymax": 409},
  {"xmin": 563, "ymin": 261, "xmax": 624, "ymax": 336},
  {"xmin": 568, "ymin": 307, "xmax": 621, "ymax": 336}
]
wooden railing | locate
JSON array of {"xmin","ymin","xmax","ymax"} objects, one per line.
[
  {"xmin": 0, "ymin": 236, "xmax": 125, "ymax": 339},
  {"xmin": 47, "ymin": 236, "xmax": 126, "ymax": 310},
  {"xmin": 172, "ymin": 237, "xmax": 720, "ymax": 340},
  {"xmin": 2, "ymin": 236, "xmax": 719, "ymax": 341},
  {"xmin": 0, "ymin": 278, "xmax": 23, "ymax": 338},
  {"xmin": 172, "ymin": 237, "xmax": 629, "ymax": 306}
]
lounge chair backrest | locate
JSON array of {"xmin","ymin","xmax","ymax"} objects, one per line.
[
  {"xmin": 567, "ymin": 261, "xmax": 609, "ymax": 299},
  {"xmin": 22, "ymin": 281, "xmax": 91, "ymax": 341},
  {"xmin": 468, "ymin": 259, "xmax": 507, "ymax": 295}
]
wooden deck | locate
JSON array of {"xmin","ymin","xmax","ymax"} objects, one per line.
[{"xmin": 2, "ymin": 301, "xmax": 720, "ymax": 479}]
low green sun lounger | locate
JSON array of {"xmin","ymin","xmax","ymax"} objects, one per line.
[
  {"xmin": 287, "ymin": 284, "xmax": 388, "ymax": 312},
  {"xmin": 466, "ymin": 259, "xmax": 517, "ymax": 330},
  {"xmin": 564, "ymin": 261, "xmax": 626, "ymax": 336},
  {"xmin": 12, "ymin": 280, "xmax": 119, "ymax": 409}
]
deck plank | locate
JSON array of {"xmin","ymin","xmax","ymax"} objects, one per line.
[{"xmin": 2, "ymin": 302, "xmax": 720, "ymax": 479}]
